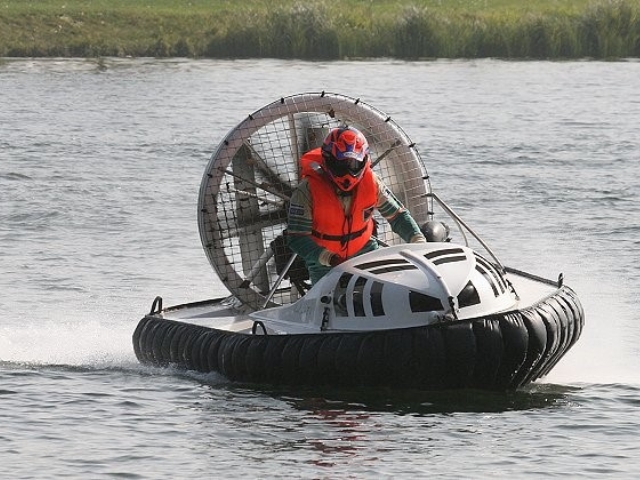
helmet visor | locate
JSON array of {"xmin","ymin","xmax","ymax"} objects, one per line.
[{"xmin": 325, "ymin": 155, "xmax": 367, "ymax": 177}]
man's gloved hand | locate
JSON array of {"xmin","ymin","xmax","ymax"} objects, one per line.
[
  {"xmin": 329, "ymin": 254, "xmax": 345, "ymax": 267},
  {"xmin": 410, "ymin": 233, "xmax": 427, "ymax": 243}
]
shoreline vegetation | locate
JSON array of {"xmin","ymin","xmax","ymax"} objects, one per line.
[{"xmin": 1, "ymin": 0, "xmax": 639, "ymax": 60}]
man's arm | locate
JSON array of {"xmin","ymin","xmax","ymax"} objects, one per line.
[{"xmin": 375, "ymin": 174, "xmax": 426, "ymax": 243}]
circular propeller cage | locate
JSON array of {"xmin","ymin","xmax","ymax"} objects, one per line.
[{"xmin": 198, "ymin": 92, "xmax": 434, "ymax": 311}]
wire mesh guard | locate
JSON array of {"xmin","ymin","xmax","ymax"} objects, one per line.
[{"xmin": 198, "ymin": 92, "xmax": 434, "ymax": 311}]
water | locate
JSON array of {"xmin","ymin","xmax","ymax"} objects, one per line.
[{"xmin": 1, "ymin": 58, "xmax": 639, "ymax": 479}]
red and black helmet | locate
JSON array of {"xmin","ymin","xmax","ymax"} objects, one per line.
[{"xmin": 321, "ymin": 127, "xmax": 370, "ymax": 192}]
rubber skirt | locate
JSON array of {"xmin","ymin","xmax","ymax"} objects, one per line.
[{"xmin": 133, "ymin": 286, "xmax": 583, "ymax": 391}]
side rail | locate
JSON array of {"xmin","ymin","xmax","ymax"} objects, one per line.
[
  {"xmin": 426, "ymin": 192, "xmax": 504, "ymax": 272},
  {"xmin": 428, "ymin": 192, "xmax": 561, "ymax": 286}
]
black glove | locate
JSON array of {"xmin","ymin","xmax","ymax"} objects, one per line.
[{"xmin": 329, "ymin": 254, "xmax": 345, "ymax": 267}]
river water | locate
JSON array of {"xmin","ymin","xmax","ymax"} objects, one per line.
[{"xmin": 1, "ymin": 58, "xmax": 639, "ymax": 479}]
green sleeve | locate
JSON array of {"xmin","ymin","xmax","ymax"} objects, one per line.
[
  {"xmin": 375, "ymin": 175, "xmax": 423, "ymax": 242},
  {"xmin": 388, "ymin": 210, "xmax": 423, "ymax": 242},
  {"xmin": 287, "ymin": 233, "xmax": 324, "ymax": 265},
  {"xmin": 286, "ymin": 180, "xmax": 323, "ymax": 264}
]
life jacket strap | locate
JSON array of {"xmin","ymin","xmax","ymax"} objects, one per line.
[{"xmin": 311, "ymin": 224, "xmax": 369, "ymax": 245}]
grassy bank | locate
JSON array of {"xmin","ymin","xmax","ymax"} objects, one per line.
[{"xmin": 1, "ymin": 0, "xmax": 639, "ymax": 59}]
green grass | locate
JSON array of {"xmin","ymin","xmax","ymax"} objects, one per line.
[{"xmin": 1, "ymin": 0, "xmax": 639, "ymax": 58}]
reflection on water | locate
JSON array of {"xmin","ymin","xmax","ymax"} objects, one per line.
[{"xmin": 225, "ymin": 382, "xmax": 578, "ymax": 415}]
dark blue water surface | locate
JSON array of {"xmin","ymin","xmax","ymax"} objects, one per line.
[{"xmin": 1, "ymin": 58, "xmax": 639, "ymax": 479}]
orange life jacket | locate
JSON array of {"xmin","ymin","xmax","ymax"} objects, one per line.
[{"xmin": 300, "ymin": 149, "xmax": 377, "ymax": 257}]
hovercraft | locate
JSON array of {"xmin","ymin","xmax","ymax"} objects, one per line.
[{"xmin": 132, "ymin": 92, "xmax": 584, "ymax": 391}]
